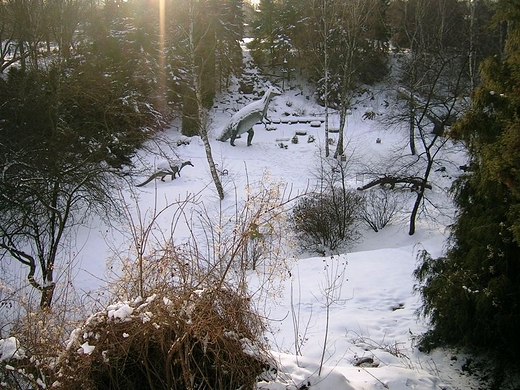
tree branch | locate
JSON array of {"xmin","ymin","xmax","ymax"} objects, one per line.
[{"xmin": 357, "ymin": 175, "xmax": 432, "ymax": 191}]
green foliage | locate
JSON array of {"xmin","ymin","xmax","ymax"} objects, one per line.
[
  {"xmin": 414, "ymin": 176, "xmax": 520, "ymax": 355},
  {"xmin": 414, "ymin": 2, "xmax": 520, "ymax": 363}
]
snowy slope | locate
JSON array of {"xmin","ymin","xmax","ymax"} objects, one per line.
[{"xmin": 58, "ymin": 81, "xmax": 490, "ymax": 389}]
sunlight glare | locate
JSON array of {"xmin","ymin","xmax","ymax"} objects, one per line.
[{"xmin": 158, "ymin": 0, "xmax": 166, "ymax": 110}]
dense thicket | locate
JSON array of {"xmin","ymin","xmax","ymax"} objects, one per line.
[
  {"xmin": 0, "ymin": 0, "xmax": 250, "ymax": 307},
  {"xmin": 249, "ymin": 0, "xmax": 389, "ymax": 102},
  {"xmin": 0, "ymin": 0, "xmax": 166, "ymax": 307},
  {"xmin": 414, "ymin": 0, "xmax": 520, "ymax": 372}
]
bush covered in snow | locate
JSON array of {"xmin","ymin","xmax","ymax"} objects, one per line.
[
  {"xmin": 52, "ymin": 290, "xmax": 270, "ymax": 389},
  {"xmin": 0, "ymin": 337, "xmax": 32, "ymax": 389}
]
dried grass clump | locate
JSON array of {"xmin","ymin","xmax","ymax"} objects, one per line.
[
  {"xmin": 53, "ymin": 288, "xmax": 270, "ymax": 390},
  {"xmin": 0, "ymin": 296, "xmax": 82, "ymax": 389}
]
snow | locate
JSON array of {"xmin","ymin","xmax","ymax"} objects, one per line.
[
  {"xmin": 73, "ymin": 82, "xmax": 477, "ymax": 388},
  {"xmin": 0, "ymin": 337, "xmax": 25, "ymax": 362},
  {"xmin": 218, "ymin": 86, "xmax": 281, "ymax": 141},
  {"xmin": 78, "ymin": 342, "xmax": 95, "ymax": 355},
  {"xmin": 107, "ymin": 303, "xmax": 134, "ymax": 321},
  {"xmin": 4, "ymin": 80, "xmax": 483, "ymax": 388},
  {"xmin": 155, "ymin": 159, "xmax": 175, "ymax": 170}
]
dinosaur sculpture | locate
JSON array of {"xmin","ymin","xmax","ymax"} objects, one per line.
[
  {"xmin": 136, "ymin": 160, "xmax": 194, "ymax": 187},
  {"xmin": 218, "ymin": 86, "xmax": 282, "ymax": 146}
]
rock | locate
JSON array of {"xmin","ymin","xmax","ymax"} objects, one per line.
[{"xmin": 353, "ymin": 357, "xmax": 379, "ymax": 367}]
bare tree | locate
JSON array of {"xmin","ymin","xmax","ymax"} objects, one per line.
[
  {"xmin": 8, "ymin": 0, "xmax": 47, "ymax": 71},
  {"xmin": 0, "ymin": 155, "xmax": 119, "ymax": 308},
  {"xmin": 180, "ymin": 0, "xmax": 224, "ymax": 199},
  {"xmin": 47, "ymin": 0, "xmax": 88, "ymax": 60},
  {"xmin": 0, "ymin": 0, "xmax": 29, "ymax": 73},
  {"xmin": 11, "ymin": 0, "xmax": 85, "ymax": 67},
  {"xmin": 0, "ymin": 48, "xmax": 161, "ymax": 307},
  {"xmin": 309, "ymin": 0, "xmax": 385, "ymax": 158},
  {"xmin": 362, "ymin": 52, "xmax": 467, "ymax": 235},
  {"xmin": 388, "ymin": 0, "xmax": 467, "ymax": 155},
  {"xmin": 359, "ymin": 0, "xmax": 472, "ymax": 234},
  {"xmin": 331, "ymin": 0, "xmax": 379, "ymax": 159}
]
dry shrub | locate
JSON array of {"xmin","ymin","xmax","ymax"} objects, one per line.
[
  {"xmin": 109, "ymin": 173, "xmax": 295, "ymax": 303},
  {"xmin": 359, "ymin": 188, "xmax": 403, "ymax": 232},
  {"xmin": 291, "ymin": 189, "xmax": 362, "ymax": 252},
  {"xmin": 53, "ymin": 287, "xmax": 270, "ymax": 390},
  {"xmin": 0, "ymin": 266, "xmax": 89, "ymax": 389},
  {"xmin": 1, "ymin": 163, "xmax": 296, "ymax": 390}
]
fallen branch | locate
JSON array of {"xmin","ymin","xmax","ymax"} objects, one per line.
[{"xmin": 357, "ymin": 175, "xmax": 432, "ymax": 192}]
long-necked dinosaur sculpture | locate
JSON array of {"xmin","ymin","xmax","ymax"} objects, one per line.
[
  {"xmin": 136, "ymin": 160, "xmax": 193, "ymax": 187},
  {"xmin": 218, "ymin": 86, "xmax": 282, "ymax": 146}
]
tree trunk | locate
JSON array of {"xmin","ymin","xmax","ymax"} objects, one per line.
[
  {"xmin": 408, "ymin": 92, "xmax": 417, "ymax": 155},
  {"xmin": 40, "ymin": 284, "xmax": 56, "ymax": 309},
  {"xmin": 408, "ymin": 186, "xmax": 424, "ymax": 235},
  {"xmin": 323, "ymin": 0, "xmax": 330, "ymax": 157},
  {"xmin": 25, "ymin": 257, "xmax": 56, "ymax": 309},
  {"xmin": 334, "ymin": 105, "xmax": 347, "ymax": 158},
  {"xmin": 188, "ymin": 1, "xmax": 224, "ymax": 200},
  {"xmin": 408, "ymin": 136, "xmax": 437, "ymax": 235},
  {"xmin": 202, "ymin": 135, "xmax": 224, "ymax": 200}
]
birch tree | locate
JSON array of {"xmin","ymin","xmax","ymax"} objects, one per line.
[
  {"xmin": 311, "ymin": 0, "xmax": 385, "ymax": 157},
  {"xmin": 185, "ymin": 0, "xmax": 224, "ymax": 199},
  {"xmin": 331, "ymin": 0, "xmax": 380, "ymax": 159}
]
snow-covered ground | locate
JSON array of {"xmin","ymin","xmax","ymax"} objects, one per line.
[{"xmin": 45, "ymin": 78, "xmax": 493, "ymax": 390}]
